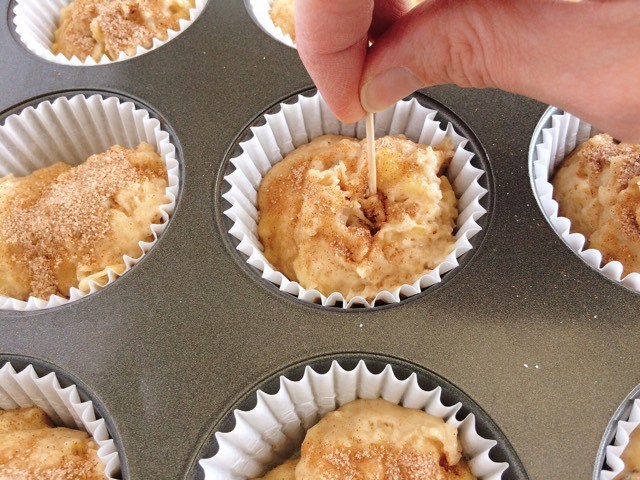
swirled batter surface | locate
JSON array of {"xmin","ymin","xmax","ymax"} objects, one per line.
[{"xmin": 258, "ymin": 135, "xmax": 457, "ymax": 300}]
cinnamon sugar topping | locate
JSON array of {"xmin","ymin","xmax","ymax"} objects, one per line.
[
  {"xmin": 0, "ymin": 143, "xmax": 168, "ymax": 300},
  {"xmin": 553, "ymin": 134, "xmax": 640, "ymax": 276},
  {"xmin": 583, "ymin": 142, "xmax": 614, "ymax": 174},
  {"xmin": 615, "ymin": 205, "xmax": 640, "ymax": 240},
  {"xmin": 52, "ymin": 0, "xmax": 194, "ymax": 61},
  {"xmin": 582, "ymin": 139, "xmax": 640, "ymax": 185},
  {"xmin": 0, "ymin": 454, "xmax": 105, "ymax": 480},
  {"xmin": 320, "ymin": 445, "xmax": 441, "ymax": 480},
  {"xmin": 0, "ymin": 407, "xmax": 106, "ymax": 480},
  {"xmin": 3, "ymin": 148, "xmax": 136, "ymax": 298},
  {"xmin": 294, "ymin": 399, "xmax": 474, "ymax": 480}
]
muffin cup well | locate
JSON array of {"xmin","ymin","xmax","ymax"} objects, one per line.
[
  {"xmin": 0, "ymin": 359, "xmax": 121, "ymax": 479},
  {"xmin": 246, "ymin": 0, "xmax": 295, "ymax": 49},
  {"xmin": 198, "ymin": 357, "xmax": 511, "ymax": 479},
  {"xmin": 0, "ymin": 92, "xmax": 180, "ymax": 311},
  {"xmin": 529, "ymin": 108, "xmax": 640, "ymax": 293},
  {"xmin": 12, "ymin": 0, "xmax": 207, "ymax": 66},
  {"xmin": 222, "ymin": 91, "xmax": 488, "ymax": 308}
]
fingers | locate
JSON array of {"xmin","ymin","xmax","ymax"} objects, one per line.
[
  {"xmin": 524, "ymin": 0, "xmax": 640, "ymax": 143},
  {"xmin": 370, "ymin": 0, "xmax": 411, "ymax": 40},
  {"xmin": 295, "ymin": 0, "xmax": 410, "ymax": 122},
  {"xmin": 359, "ymin": 0, "xmax": 640, "ymax": 142},
  {"xmin": 360, "ymin": 0, "xmax": 521, "ymax": 112},
  {"xmin": 295, "ymin": 0, "xmax": 372, "ymax": 122},
  {"xmin": 297, "ymin": 0, "xmax": 640, "ymax": 140}
]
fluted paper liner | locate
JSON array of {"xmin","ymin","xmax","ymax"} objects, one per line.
[
  {"xmin": 530, "ymin": 110, "xmax": 640, "ymax": 293},
  {"xmin": 199, "ymin": 360, "xmax": 509, "ymax": 479},
  {"xmin": 248, "ymin": 0, "xmax": 295, "ymax": 48},
  {"xmin": 0, "ymin": 361, "xmax": 120, "ymax": 479},
  {"xmin": 600, "ymin": 397, "xmax": 640, "ymax": 479},
  {"xmin": 223, "ymin": 92, "xmax": 487, "ymax": 308},
  {"xmin": 0, "ymin": 93, "xmax": 179, "ymax": 311},
  {"xmin": 13, "ymin": 0, "xmax": 207, "ymax": 66}
]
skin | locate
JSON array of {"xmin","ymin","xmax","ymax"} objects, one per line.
[{"xmin": 295, "ymin": 0, "xmax": 640, "ymax": 143}]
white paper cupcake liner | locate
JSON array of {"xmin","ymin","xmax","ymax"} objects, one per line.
[
  {"xmin": 530, "ymin": 109, "xmax": 640, "ymax": 293},
  {"xmin": 0, "ymin": 93, "xmax": 180, "ymax": 311},
  {"xmin": 13, "ymin": 0, "xmax": 207, "ymax": 66},
  {"xmin": 199, "ymin": 359, "xmax": 509, "ymax": 479},
  {"xmin": 223, "ymin": 91, "xmax": 487, "ymax": 308},
  {"xmin": 247, "ymin": 0, "xmax": 296, "ymax": 48},
  {"xmin": 0, "ymin": 361, "xmax": 120, "ymax": 479},
  {"xmin": 600, "ymin": 396, "xmax": 640, "ymax": 479}
]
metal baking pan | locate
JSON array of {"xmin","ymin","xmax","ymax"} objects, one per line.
[{"xmin": 1, "ymin": 0, "xmax": 638, "ymax": 478}]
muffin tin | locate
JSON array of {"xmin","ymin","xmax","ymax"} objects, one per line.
[{"xmin": 0, "ymin": 0, "xmax": 638, "ymax": 478}]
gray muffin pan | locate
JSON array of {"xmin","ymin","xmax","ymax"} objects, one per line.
[{"xmin": 1, "ymin": 0, "xmax": 639, "ymax": 479}]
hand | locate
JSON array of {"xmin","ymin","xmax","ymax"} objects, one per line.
[{"xmin": 295, "ymin": 0, "xmax": 640, "ymax": 143}]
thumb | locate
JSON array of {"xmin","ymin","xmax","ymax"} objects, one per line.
[{"xmin": 359, "ymin": 0, "xmax": 640, "ymax": 142}]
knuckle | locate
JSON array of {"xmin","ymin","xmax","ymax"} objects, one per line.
[
  {"xmin": 433, "ymin": 0, "xmax": 503, "ymax": 89},
  {"xmin": 447, "ymin": 25, "xmax": 494, "ymax": 88},
  {"xmin": 444, "ymin": 37, "xmax": 485, "ymax": 88}
]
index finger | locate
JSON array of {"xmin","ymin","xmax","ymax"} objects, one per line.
[{"xmin": 295, "ymin": 0, "xmax": 372, "ymax": 122}]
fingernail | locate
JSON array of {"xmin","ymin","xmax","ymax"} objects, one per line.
[{"xmin": 360, "ymin": 67, "xmax": 424, "ymax": 113}]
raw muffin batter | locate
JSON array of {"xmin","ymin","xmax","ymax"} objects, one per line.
[
  {"xmin": 615, "ymin": 425, "xmax": 640, "ymax": 480},
  {"xmin": 254, "ymin": 458, "xmax": 298, "ymax": 480},
  {"xmin": 0, "ymin": 407, "xmax": 106, "ymax": 479},
  {"xmin": 269, "ymin": 0, "xmax": 295, "ymax": 41},
  {"xmin": 52, "ymin": 0, "xmax": 194, "ymax": 61},
  {"xmin": 258, "ymin": 134, "xmax": 458, "ymax": 300},
  {"xmin": 553, "ymin": 134, "xmax": 640, "ymax": 275},
  {"xmin": 0, "ymin": 142, "xmax": 168, "ymax": 301},
  {"xmin": 257, "ymin": 399, "xmax": 475, "ymax": 480}
]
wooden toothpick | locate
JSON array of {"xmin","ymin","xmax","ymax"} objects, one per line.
[{"xmin": 366, "ymin": 112, "xmax": 377, "ymax": 195}]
